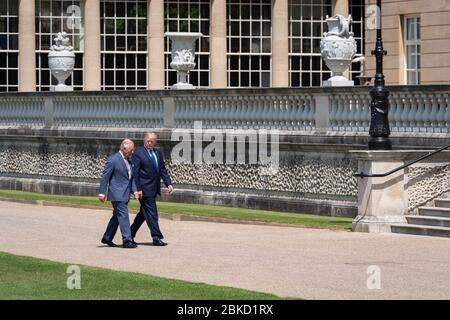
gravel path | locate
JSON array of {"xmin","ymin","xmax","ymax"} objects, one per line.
[{"xmin": 0, "ymin": 200, "xmax": 449, "ymax": 300}]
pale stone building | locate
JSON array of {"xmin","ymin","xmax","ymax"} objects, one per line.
[
  {"xmin": 365, "ymin": 0, "xmax": 450, "ymax": 85},
  {"xmin": 0, "ymin": 0, "xmax": 449, "ymax": 92}
]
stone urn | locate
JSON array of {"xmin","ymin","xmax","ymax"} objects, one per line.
[
  {"xmin": 320, "ymin": 15, "xmax": 357, "ymax": 87},
  {"xmin": 48, "ymin": 32, "xmax": 75, "ymax": 91},
  {"xmin": 165, "ymin": 32, "xmax": 203, "ymax": 89}
]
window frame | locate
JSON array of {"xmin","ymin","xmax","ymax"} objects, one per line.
[
  {"xmin": 164, "ymin": 0, "xmax": 210, "ymax": 89},
  {"xmin": 403, "ymin": 15, "xmax": 421, "ymax": 85},
  {"xmin": 100, "ymin": 0, "xmax": 148, "ymax": 91},
  {"xmin": 0, "ymin": 0, "xmax": 20, "ymax": 91},
  {"xmin": 35, "ymin": 0, "xmax": 85, "ymax": 91},
  {"xmin": 227, "ymin": 0, "xmax": 272, "ymax": 88}
]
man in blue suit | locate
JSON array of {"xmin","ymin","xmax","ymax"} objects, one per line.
[
  {"xmin": 98, "ymin": 139, "xmax": 139, "ymax": 249},
  {"xmin": 130, "ymin": 132, "xmax": 174, "ymax": 246}
]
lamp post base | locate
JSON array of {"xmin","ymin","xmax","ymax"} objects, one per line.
[{"xmin": 369, "ymin": 137, "xmax": 392, "ymax": 150}]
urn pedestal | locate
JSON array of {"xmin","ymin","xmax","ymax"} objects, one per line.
[{"xmin": 165, "ymin": 32, "xmax": 203, "ymax": 90}]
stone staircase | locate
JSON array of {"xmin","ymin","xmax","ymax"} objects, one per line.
[{"xmin": 391, "ymin": 199, "xmax": 450, "ymax": 238}]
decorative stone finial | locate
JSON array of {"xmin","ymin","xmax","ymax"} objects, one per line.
[{"xmin": 50, "ymin": 32, "xmax": 74, "ymax": 52}]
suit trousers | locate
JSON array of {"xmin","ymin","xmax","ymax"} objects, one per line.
[
  {"xmin": 103, "ymin": 201, "xmax": 132, "ymax": 243},
  {"xmin": 131, "ymin": 197, "xmax": 164, "ymax": 241}
]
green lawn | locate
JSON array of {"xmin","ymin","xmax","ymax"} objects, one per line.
[
  {"xmin": 0, "ymin": 252, "xmax": 282, "ymax": 300},
  {"xmin": 0, "ymin": 189, "xmax": 352, "ymax": 230}
]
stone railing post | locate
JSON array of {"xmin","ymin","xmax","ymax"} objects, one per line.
[
  {"xmin": 44, "ymin": 97, "xmax": 54, "ymax": 127},
  {"xmin": 314, "ymin": 95, "xmax": 330, "ymax": 131},
  {"xmin": 163, "ymin": 97, "xmax": 175, "ymax": 128}
]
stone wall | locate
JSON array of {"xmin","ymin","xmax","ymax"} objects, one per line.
[
  {"xmin": 407, "ymin": 163, "xmax": 450, "ymax": 212},
  {"xmin": 3, "ymin": 126, "xmax": 450, "ymax": 217},
  {"xmin": 0, "ymin": 128, "xmax": 360, "ymax": 217}
]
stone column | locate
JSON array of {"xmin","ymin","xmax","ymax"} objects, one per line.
[
  {"xmin": 210, "ymin": 0, "xmax": 227, "ymax": 88},
  {"xmin": 332, "ymin": 0, "xmax": 350, "ymax": 78},
  {"xmin": 272, "ymin": 0, "xmax": 289, "ymax": 87},
  {"xmin": 84, "ymin": 0, "xmax": 101, "ymax": 91},
  {"xmin": 147, "ymin": 0, "xmax": 165, "ymax": 90},
  {"xmin": 332, "ymin": 0, "xmax": 349, "ymax": 16},
  {"xmin": 351, "ymin": 151, "xmax": 407, "ymax": 233},
  {"xmin": 18, "ymin": 0, "xmax": 36, "ymax": 92}
]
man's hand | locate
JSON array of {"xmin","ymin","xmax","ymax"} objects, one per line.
[
  {"xmin": 134, "ymin": 191, "xmax": 142, "ymax": 200},
  {"xmin": 98, "ymin": 195, "xmax": 106, "ymax": 203},
  {"xmin": 167, "ymin": 185, "xmax": 174, "ymax": 195}
]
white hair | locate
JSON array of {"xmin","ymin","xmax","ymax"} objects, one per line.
[
  {"xmin": 143, "ymin": 132, "xmax": 157, "ymax": 140},
  {"xmin": 120, "ymin": 139, "xmax": 134, "ymax": 151}
]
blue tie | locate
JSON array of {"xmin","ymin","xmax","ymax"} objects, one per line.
[{"xmin": 149, "ymin": 150, "xmax": 158, "ymax": 172}]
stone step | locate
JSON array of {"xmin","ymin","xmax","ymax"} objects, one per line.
[
  {"xmin": 391, "ymin": 224, "xmax": 450, "ymax": 238},
  {"xmin": 434, "ymin": 198, "xmax": 450, "ymax": 208},
  {"xmin": 405, "ymin": 215, "xmax": 450, "ymax": 228},
  {"xmin": 418, "ymin": 207, "xmax": 450, "ymax": 218}
]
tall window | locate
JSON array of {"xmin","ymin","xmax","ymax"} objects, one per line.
[
  {"xmin": 288, "ymin": 0, "xmax": 331, "ymax": 87},
  {"xmin": 0, "ymin": 0, "xmax": 19, "ymax": 91},
  {"xmin": 101, "ymin": 0, "xmax": 147, "ymax": 90},
  {"xmin": 404, "ymin": 16, "xmax": 421, "ymax": 85},
  {"xmin": 227, "ymin": 0, "xmax": 271, "ymax": 88},
  {"xmin": 164, "ymin": 0, "xmax": 210, "ymax": 89},
  {"xmin": 35, "ymin": 0, "xmax": 84, "ymax": 91},
  {"xmin": 349, "ymin": 0, "xmax": 365, "ymax": 83},
  {"xmin": 288, "ymin": 0, "xmax": 365, "ymax": 87}
]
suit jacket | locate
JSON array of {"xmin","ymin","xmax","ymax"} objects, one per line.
[
  {"xmin": 98, "ymin": 152, "xmax": 137, "ymax": 202},
  {"xmin": 131, "ymin": 146, "xmax": 172, "ymax": 198}
]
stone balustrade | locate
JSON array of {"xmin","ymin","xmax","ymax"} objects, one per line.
[
  {"xmin": 0, "ymin": 86, "xmax": 449, "ymax": 134},
  {"xmin": 1, "ymin": 85, "xmax": 450, "ymax": 219},
  {"xmin": 329, "ymin": 90, "xmax": 450, "ymax": 133},
  {"xmin": 173, "ymin": 94, "xmax": 315, "ymax": 130},
  {"xmin": 51, "ymin": 95, "xmax": 164, "ymax": 128},
  {"xmin": 0, "ymin": 96, "xmax": 46, "ymax": 127}
]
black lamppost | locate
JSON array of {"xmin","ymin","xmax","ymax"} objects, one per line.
[{"xmin": 368, "ymin": 0, "xmax": 392, "ymax": 150}]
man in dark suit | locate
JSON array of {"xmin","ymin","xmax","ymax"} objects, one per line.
[
  {"xmin": 131, "ymin": 132, "xmax": 174, "ymax": 246},
  {"xmin": 98, "ymin": 139, "xmax": 139, "ymax": 249}
]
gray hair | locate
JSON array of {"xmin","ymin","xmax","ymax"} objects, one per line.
[{"xmin": 120, "ymin": 139, "xmax": 134, "ymax": 151}]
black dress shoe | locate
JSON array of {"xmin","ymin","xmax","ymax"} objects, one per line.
[
  {"xmin": 101, "ymin": 238, "xmax": 118, "ymax": 247},
  {"xmin": 153, "ymin": 239, "xmax": 167, "ymax": 246},
  {"xmin": 131, "ymin": 238, "xmax": 138, "ymax": 246},
  {"xmin": 123, "ymin": 241, "xmax": 137, "ymax": 249}
]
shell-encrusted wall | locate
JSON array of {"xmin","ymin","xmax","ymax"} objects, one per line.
[
  {"xmin": 407, "ymin": 164, "xmax": 450, "ymax": 212},
  {"xmin": 0, "ymin": 143, "xmax": 358, "ymax": 202}
]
